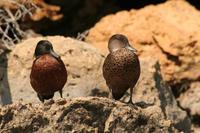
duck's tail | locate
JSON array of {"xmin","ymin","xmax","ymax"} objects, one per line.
[
  {"xmin": 37, "ymin": 93, "xmax": 54, "ymax": 103},
  {"xmin": 111, "ymin": 88, "xmax": 128, "ymax": 100}
]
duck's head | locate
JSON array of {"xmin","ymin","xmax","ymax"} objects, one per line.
[
  {"xmin": 34, "ymin": 40, "xmax": 60, "ymax": 59},
  {"xmin": 108, "ymin": 34, "xmax": 137, "ymax": 53}
]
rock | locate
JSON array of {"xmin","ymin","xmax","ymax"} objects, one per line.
[
  {"xmin": 86, "ymin": 0, "xmax": 200, "ymax": 85},
  {"xmin": 0, "ymin": 97, "xmax": 178, "ymax": 132},
  {"xmin": 130, "ymin": 57, "xmax": 191, "ymax": 133},
  {"xmin": 178, "ymin": 82, "xmax": 200, "ymax": 116},
  {"xmin": 8, "ymin": 36, "xmax": 106, "ymax": 103},
  {"xmin": 178, "ymin": 82, "xmax": 200, "ymax": 133}
]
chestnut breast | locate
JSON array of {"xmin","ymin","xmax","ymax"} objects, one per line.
[
  {"xmin": 30, "ymin": 54, "xmax": 67, "ymax": 95},
  {"xmin": 103, "ymin": 48, "xmax": 140, "ymax": 98}
]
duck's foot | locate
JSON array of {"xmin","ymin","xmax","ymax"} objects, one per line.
[
  {"xmin": 56, "ymin": 99, "xmax": 67, "ymax": 105},
  {"xmin": 108, "ymin": 92, "xmax": 113, "ymax": 99},
  {"xmin": 135, "ymin": 101, "xmax": 154, "ymax": 108},
  {"xmin": 59, "ymin": 90, "xmax": 63, "ymax": 98},
  {"xmin": 127, "ymin": 99, "xmax": 138, "ymax": 110},
  {"xmin": 44, "ymin": 99, "xmax": 55, "ymax": 106}
]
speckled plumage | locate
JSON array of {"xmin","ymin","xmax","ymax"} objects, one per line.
[
  {"xmin": 30, "ymin": 54, "xmax": 67, "ymax": 101},
  {"xmin": 103, "ymin": 48, "xmax": 140, "ymax": 100}
]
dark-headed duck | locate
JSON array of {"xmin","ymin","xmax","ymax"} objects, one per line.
[{"xmin": 30, "ymin": 40, "xmax": 67, "ymax": 102}]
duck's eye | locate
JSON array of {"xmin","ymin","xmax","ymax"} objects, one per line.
[{"xmin": 45, "ymin": 45, "xmax": 50, "ymax": 50}]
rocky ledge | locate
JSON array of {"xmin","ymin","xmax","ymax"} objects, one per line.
[{"xmin": 0, "ymin": 97, "xmax": 178, "ymax": 133}]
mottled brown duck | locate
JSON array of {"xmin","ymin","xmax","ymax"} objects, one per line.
[{"xmin": 103, "ymin": 34, "xmax": 140, "ymax": 104}]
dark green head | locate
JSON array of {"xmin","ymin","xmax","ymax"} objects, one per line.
[
  {"xmin": 34, "ymin": 40, "xmax": 60, "ymax": 59},
  {"xmin": 108, "ymin": 34, "xmax": 137, "ymax": 53}
]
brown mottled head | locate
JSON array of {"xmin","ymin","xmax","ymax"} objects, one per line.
[
  {"xmin": 34, "ymin": 40, "xmax": 60, "ymax": 59},
  {"xmin": 108, "ymin": 34, "xmax": 137, "ymax": 53}
]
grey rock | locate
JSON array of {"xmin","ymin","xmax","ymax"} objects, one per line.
[
  {"xmin": 178, "ymin": 82, "xmax": 200, "ymax": 132},
  {"xmin": 179, "ymin": 82, "xmax": 200, "ymax": 116}
]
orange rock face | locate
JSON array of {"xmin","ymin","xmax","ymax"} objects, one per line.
[{"xmin": 86, "ymin": 0, "xmax": 200, "ymax": 84}]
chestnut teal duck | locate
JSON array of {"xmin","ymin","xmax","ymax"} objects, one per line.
[{"xmin": 30, "ymin": 40, "xmax": 67, "ymax": 102}]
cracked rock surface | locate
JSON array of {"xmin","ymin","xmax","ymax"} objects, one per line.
[
  {"xmin": 128, "ymin": 57, "xmax": 191, "ymax": 133},
  {"xmin": 178, "ymin": 82, "xmax": 200, "ymax": 132},
  {"xmin": 0, "ymin": 97, "xmax": 178, "ymax": 133}
]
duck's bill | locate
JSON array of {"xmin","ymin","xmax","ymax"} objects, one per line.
[
  {"xmin": 126, "ymin": 45, "xmax": 137, "ymax": 52},
  {"xmin": 50, "ymin": 50, "xmax": 60, "ymax": 59}
]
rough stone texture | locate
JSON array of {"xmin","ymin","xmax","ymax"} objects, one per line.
[
  {"xmin": 86, "ymin": 0, "xmax": 200, "ymax": 84},
  {"xmin": 179, "ymin": 82, "xmax": 200, "ymax": 116},
  {"xmin": 7, "ymin": 36, "xmax": 106, "ymax": 103},
  {"xmin": 130, "ymin": 57, "xmax": 191, "ymax": 133},
  {"xmin": 0, "ymin": 97, "xmax": 179, "ymax": 133},
  {"xmin": 178, "ymin": 82, "xmax": 200, "ymax": 132}
]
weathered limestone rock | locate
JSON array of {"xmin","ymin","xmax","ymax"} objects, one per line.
[
  {"xmin": 179, "ymin": 82, "xmax": 200, "ymax": 116},
  {"xmin": 131, "ymin": 57, "xmax": 191, "ymax": 133},
  {"xmin": 0, "ymin": 97, "xmax": 178, "ymax": 133},
  {"xmin": 178, "ymin": 82, "xmax": 200, "ymax": 132}
]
